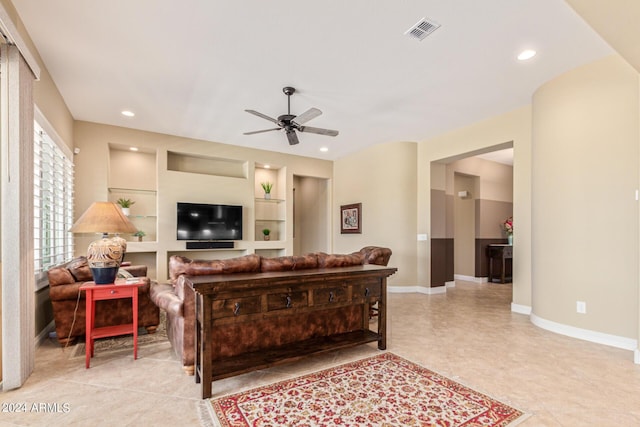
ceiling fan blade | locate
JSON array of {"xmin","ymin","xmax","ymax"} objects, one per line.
[
  {"xmin": 243, "ymin": 128, "xmax": 280, "ymax": 135},
  {"xmin": 245, "ymin": 109, "xmax": 279, "ymax": 124},
  {"xmin": 286, "ymin": 130, "xmax": 300, "ymax": 145},
  {"xmin": 292, "ymin": 107, "xmax": 322, "ymax": 125},
  {"xmin": 299, "ymin": 126, "xmax": 339, "ymax": 137}
]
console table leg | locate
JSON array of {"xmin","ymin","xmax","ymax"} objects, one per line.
[
  {"xmin": 200, "ymin": 293, "xmax": 213, "ymax": 399},
  {"xmin": 378, "ymin": 278, "xmax": 387, "ymax": 350}
]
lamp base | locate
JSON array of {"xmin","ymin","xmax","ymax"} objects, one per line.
[{"xmin": 91, "ymin": 266, "xmax": 119, "ymax": 285}]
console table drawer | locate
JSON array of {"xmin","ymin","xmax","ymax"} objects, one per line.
[
  {"xmin": 352, "ymin": 281, "xmax": 381, "ymax": 303},
  {"xmin": 267, "ymin": 291, "xmax": 308, "ymax": 311},
  {"xmin": 313, "ymin": 286, "xmax": 348, "ymax": 306},
  {"xmin": 212, "ymin": 296, "xmax": 261, "ymax": 319}
]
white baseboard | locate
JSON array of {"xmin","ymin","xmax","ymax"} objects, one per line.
[
  {"xmin": 635, "ymin": 349, "xmax": 640, "ymax": 364},
  {"xmin": 36, "ymin": 320, "xmax": 55, "ymax": 346},
  {"xmin": 453, "ymin": 274, "xmax": 487, "ymax": 283},
  {"xmin": 530, "ymin": 313, "xmax": 638, "ymax": 352},
  {"xmin": 445, "ymin": 281, "xmax": 456, "ymax": 288},
  {"xmin": 387, "ymin": 285, "xmax": 446, "ymax": 295},
  {"xmin": 511, "ymin": 303, "xmax": 531, "ymax": 315}
]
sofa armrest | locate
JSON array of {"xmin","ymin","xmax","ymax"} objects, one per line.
[
  {"xmin": 150, "ymin": 282, "xmax": 183, "ymax": 317},
  {"xmin": 122, "ymin": 264, "xmax": 147, "ymax": 277}
]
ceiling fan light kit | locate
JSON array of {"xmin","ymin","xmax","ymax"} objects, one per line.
[{"xmin": 244, "ymin": 86, "xmax": 339, "ymax": 145}]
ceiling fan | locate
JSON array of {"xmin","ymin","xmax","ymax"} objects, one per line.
[{"xmin": 244, "ymin": 86, "xmax": 339, "ymax": 145}]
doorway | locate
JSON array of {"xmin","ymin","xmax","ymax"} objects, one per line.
[
  {"xmin": 453, "ymin": 173, "xmax": 478, "ymax": 279},
  {"xmin": 292, "ymin": 175, "xmax": 330, "ymax": 255},
  {"xmin": 430, "ymin": 145, "xmax": 513, "ymax": 287}
]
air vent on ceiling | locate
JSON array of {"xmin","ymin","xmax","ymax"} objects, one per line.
[{"xmin": 404, "ymin": 17, "xmax": 440, "ymax": 41}]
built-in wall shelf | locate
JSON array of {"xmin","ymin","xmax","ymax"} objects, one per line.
[
  {"xmin": 255, "ymin": 198, "xmax": 285, "ymax": 203},
  {"xmin": 108, "ymin": 187, "xmax": 157, "ymax": 194},
  {"xmin": 167, "ymin": 151, "xmax": 248, "ymax": 178},
  {"xmin": 108, "ymin": 147, "xmax": 158, "ymax": 244},
  {"xmin": 254, "ymin": 166, "xmax": 286, "ymax": 242}
]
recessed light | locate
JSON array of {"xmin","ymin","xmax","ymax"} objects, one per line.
[
  {"xmin": 121, "ymin": 110, "xmax": 135, "ymax": 117},
  {"xmin": 320, "ymin": 147, "xmax": 329, "ymax": 152},
  {"xmin": 264, "ymin": 164, "xmax": 271, "ymax": 169},
  {"xmin": 517, "ymin": 49, "xmax": 536, "ymax": 61},
  {"xmin": 129, "ymin": 147, "xmax": 139, "ymax": 152}
]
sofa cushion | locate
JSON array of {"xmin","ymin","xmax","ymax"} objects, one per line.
[
  {"xmin": 316, "ymin": 252, "xmax": 364, "ymax": 268},
  {"xmin": 67, "ymin": 256, "xmax": 93, "ymax": 282},
  {"xmin": 358, "ymin": 246, "xmax": 392, "ymax": 266},
  {"xmin": 260, "ymin": 254, "xmax": 318, "ymax": 272},
  {"xmin": 169, "ymin": 254, "xmax": 262, "ymax": 282},
  {"xmin": 47, "ymin": 267, "xmax": 76, "ymax": 287}
]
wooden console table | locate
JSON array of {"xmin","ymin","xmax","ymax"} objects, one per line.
[
  {"xmin": 487, "ymin": 244, "xmax": 513, "ymax": 283},
  {"xmin": 186, "ymin": 264, "xmax": 397, "ymax": 398}
]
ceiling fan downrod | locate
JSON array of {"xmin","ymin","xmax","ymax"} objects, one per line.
[{"xmin": 283, "ymin": 86, "xmax": 295, "ymax": 115}]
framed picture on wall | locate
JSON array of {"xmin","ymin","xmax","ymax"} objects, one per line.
[{"xmin": 340, "ymin": 203, "xmax": 362, "ymax": 234}]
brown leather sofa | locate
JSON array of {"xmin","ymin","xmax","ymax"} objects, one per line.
[
  {"xmin": 150, "ymin": 246, "xmax": 392, "ymax": 374},
  {"xmin": 48, "ymin": 256, "xmax": 160, "ymax": 346}
]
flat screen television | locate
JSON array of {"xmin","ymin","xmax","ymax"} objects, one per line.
[{"xmin": 176, "ymin": 202, "xmax": 243, "ymax": 241}]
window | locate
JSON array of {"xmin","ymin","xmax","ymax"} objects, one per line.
[{"xmin": 34, "ymin": 120, "xmax": 74, "ymax": 284}]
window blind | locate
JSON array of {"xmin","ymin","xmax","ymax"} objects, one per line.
[{"xmin": 33, "ymin": 121, "xmax": 74, "ymax": 276}]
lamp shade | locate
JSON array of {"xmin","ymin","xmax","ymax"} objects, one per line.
[
  {"xmin": 69, "ymin": 201, "xmax": 138, "ymax": 284},
  {"xmin": 69, "ymin": 201, "xmax": 137, "ymax": 235}
]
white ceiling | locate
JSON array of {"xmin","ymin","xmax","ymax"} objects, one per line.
[{"xmin": 13, "ymin": 0, "xmax": 613, "ymax": 160}]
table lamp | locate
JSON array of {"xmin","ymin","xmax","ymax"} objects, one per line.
[{"xmin": 69, "ymin": 201, "xmax": 138, "ymax": 284}]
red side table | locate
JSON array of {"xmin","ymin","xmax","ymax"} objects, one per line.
[{"xmin": 80, "ymin": 278, "xmax": 145, "ymax": 368}]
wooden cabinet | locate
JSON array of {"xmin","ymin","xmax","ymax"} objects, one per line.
[
  {"xmin": 188, "ymin": 265, "xmax": 397, "ymax": 398},
  {"xmin": 487, "ymin": 244, "xmax": 513, "ymax": 283}
]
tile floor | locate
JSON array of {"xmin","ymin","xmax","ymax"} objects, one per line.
[{"xmin": 1, "ymin": 281, "xmax": 639, "ymax": 426}]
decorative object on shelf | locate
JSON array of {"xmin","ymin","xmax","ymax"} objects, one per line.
[
  {"xmin": 262, "ymin": 228, "xmax": 271, "ymax": 241},
  {"xmin": 69, "ymin": 201, "xmax": 138, "ymax": 284},
  {"xmin": 133, "ymin": 230, "xmax": 146, "ymax": 242},
  {"xmin": 340, "ymin": 203, "xmax": 362, "ymax": 234},
  {"xmin": 261, "ymin": 182, "xmax": 273, "ymax": 199},
  {"xmin": 503, "ymin": 216, "xmax": 513, "ymax": 245},
  {"xmin": 116, "ymin": 198, "xmax": 135, "ymax": 216}
]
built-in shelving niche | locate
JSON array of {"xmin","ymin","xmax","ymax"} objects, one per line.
[
  {"xmin": 167, "ymin": 151, "xmax": 248, "ymax": 178},
  {"xmin": 107, "ymin": 144, "xmax": 158, "ymax": 243}
]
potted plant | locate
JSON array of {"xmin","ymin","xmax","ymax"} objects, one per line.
[
  {"xmin": 261, "ymin": 182, "xmax": 273, "ymax": 200},
  {"xmin": 133, "ymin": 230, "xmax": 146, "ymax": 242},
  {"xmin": 116, "ymin": 198, "xmax": 135, "ymax": 216},
  {"xmin": 262, "ymin": 228, "xmax": 271, "ymax": 241}
]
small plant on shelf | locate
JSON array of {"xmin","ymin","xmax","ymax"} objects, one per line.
[
  {"xmin": 261, "ymin": 182, "xmax": 273, "ymax": 199},
  {"xmin": 133, "ymin": 230, "xmax": 146, "ymax": 242},
  {"xmin": 116, "ymin": 198, "xmax": 135, "ymax": 208},
  {"xmin": 116, "ymin": 198, "xmax": 135, "ymax": 215},
  {"xmin": 262, "ymin": 228, "xmax": 271, "ymax": 241}
]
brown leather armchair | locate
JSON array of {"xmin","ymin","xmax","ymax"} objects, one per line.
[{"xmin": 48, "ymin": 256, "xmax": 160, "ymax": 346}]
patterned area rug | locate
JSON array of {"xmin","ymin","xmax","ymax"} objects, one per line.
[{"xmin": 207, "ymin": 352, "xmax": 528, "ymax": 427}]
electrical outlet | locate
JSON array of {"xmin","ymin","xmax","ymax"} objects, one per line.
[{"xmin": 576, "ymin": 301, "xmax": 587, "ymax": 314}]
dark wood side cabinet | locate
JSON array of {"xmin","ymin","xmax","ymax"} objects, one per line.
[
  {"xmin": 487, "ymin": 244, "xmax": 513, "ymax": 283},
  {"xmin": 187, "ymin": 264, "xmax": 397, "ymax": 398}
]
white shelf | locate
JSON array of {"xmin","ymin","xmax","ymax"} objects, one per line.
[{"xmin": 255, "ymin": 198, "xmax": 285, "ymax": 203}]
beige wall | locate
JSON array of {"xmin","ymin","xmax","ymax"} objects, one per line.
[
  {"xmin": 532, "ymin": 55, "xmax": 639, "ymax": 339},
  {"xmin": 453, "ymin": 173, "xmax": 476, "ymax": 276},
  {"xmin": 333, "ymin": 141, "xmax": 417, "ymax": 287},
  {"xmin": 418, "ymin": 106, "xmax": 532, "ymax": 306}
]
